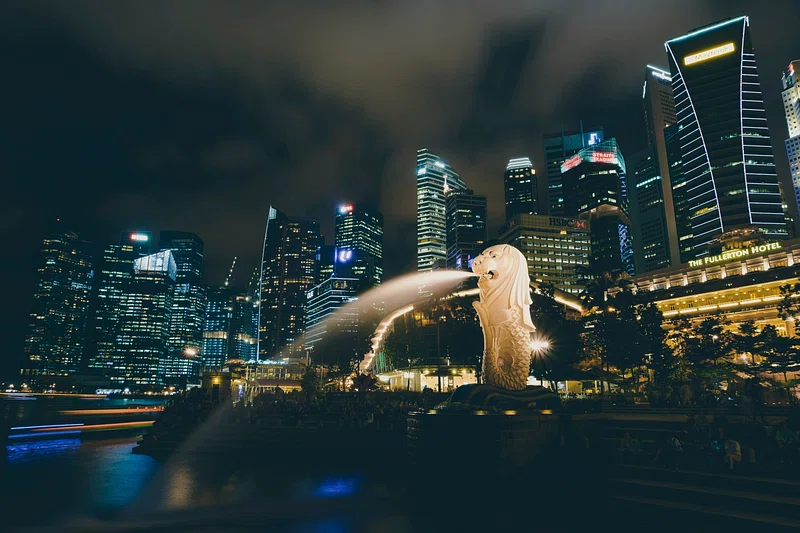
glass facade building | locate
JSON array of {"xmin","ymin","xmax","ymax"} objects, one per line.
[
  {"xmin": 445, "ymin": 188, "xmax": 488, "ymax": 271},
  {"xmin": 159, "ymin": 231, "xmax": 205, "ymax": 385},
  {"xmin": 633, "ymin": 65, "xmax": 681, "ymax": 271},
  {"xmin": 304, "ymin": 277, "xmax": 361, "ymax": 361},
  {"xmin": 334, "ymin": 204, "xmax": 383, "ymax": 288},
  {"xmin": 258, "ymin": 206, "xmax": 320, "ymax": 360},
  {"xmin": 504, "ymin": 158, "xmax": 537, "ymax": 220},
  {"xmin": 665, "ymin": 16, "xmax": 787, "ymax": 257},
  {"xmin": 783, "ymin": 61, "xmax": 800, "ymax": 215},
  {"xmin": 630, "ymin": 147, "xmax": 673, "ymax": 273},
  {"xmin": 544, "ymin": 124, "xmax": 604, "ymax": 215},
  {"xmin": 665, "ymin": 123, "xmax": 695, "ymax": 264},
  {"xmin": 498, "ymin": 214, "xmax": 591, "ymax": 295},
  {"xmin": 22, "ymin": 228, "xmax": 93, "ymax": 383},
  {"xmin": 560, "ymin": 138, "xmax": 635, "ymax": 275},
  {"xmin": 416, "ymin": 148, "xmax": 467, "ymax": 271},
  {"xmin": 86, "ymin": 231, "xmax": 151, "ymax": 377},
  {"xmin": 116, "ymin": 250, "xmax": 176, "ymax": 387},
  {"xmin": 202, "ymin": 287, "xmax": 232, "ymax": 368},
  {"xmin": 203, "ymin": 287, "xmax": 257, "ymax": 366}
]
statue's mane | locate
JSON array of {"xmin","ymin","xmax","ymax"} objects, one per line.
[{"xmin": 479, "ymin": 245, "xmax": 535, "ymax": 331}]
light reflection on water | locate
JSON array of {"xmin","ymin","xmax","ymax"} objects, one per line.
[{"xmin": 4, "ymin": 437, "xmax": 159, "ymax": 529}]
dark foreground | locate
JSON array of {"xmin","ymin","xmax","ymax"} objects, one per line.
[{"xmin": 6, "ymin": 409, "xmax": 800, "ymax": 532}]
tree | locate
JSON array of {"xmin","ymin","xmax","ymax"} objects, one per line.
[
  {"xmin": 529, "ymin": 283, "xmax": 584, "ymax": 388},
  {"xmin": 300, "ymin": 366, "xmax": 321, "ymax": 399},
  {"xmin": 778, "ymin": 283, "xmax": 800, "ymax": 323}
]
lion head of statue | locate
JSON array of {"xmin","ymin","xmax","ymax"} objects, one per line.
[{"xmin": 471, "ymin": 244, "xmax": 534, "ymax": 329}]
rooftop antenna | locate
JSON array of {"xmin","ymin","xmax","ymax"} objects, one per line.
[{"xmin": 224, "ymin": 256, "xmax": 237, "ymax": 287}]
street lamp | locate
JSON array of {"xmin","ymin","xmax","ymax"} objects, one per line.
[{"xmin": 530, "ymin": 338, "xmax": 551, "ymax": 355}]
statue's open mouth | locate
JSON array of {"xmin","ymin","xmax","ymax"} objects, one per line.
[{"xmin": 480, "ymin": 270, "xmax": 496, "ymax": 280}]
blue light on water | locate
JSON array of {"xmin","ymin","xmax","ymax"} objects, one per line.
[
  {"xmin": 6, "ymin": 438, "xmax": 82, "ymax": 464},
  {"xmin": 9, "ymin": 430, "xmax": 82, "ymax": 439},
  {"xmin": 313, "ymin": 476, "xmax": 360, "ymax": 498}
]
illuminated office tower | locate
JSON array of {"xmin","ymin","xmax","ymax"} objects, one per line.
[
  {"xmin": 335, "ymin": 204, "xmax": 383, "ymax": 287},
  {"xmin": 665, "ymin": 16, "xmax": 787, "ymax": 258},
  {"xmin": 203, "ymin": 287, "xmax": 257, "ymax": 366},
  {"xmin": 86, "ymin": 231, "xmax": 151, "ymax": 378},
  {"xmin": 202, "ymin": 287, "xmax": 232, "ymax": 367},
  {"xmin": 498, "ymin": 214, "xmax": 591, "ymax": 295},
  {"xmin": 544, "ymin": 123, "xmax": 604, "ymax": 215},
  {"xmin": 317, "ymin": 243, "xmax": 336, "ymax": 284},
  {"xmin": 664, "ymin": 124, "xmax": 694, "ymax": 264},
  {"xmin": 504, "ymin": 158, "xmax": 537, "ymax": 220},
  {"xmin": 783, "ymin": 61, "xmax": 800, "ymax": 215},
  {"xmin": 304, "ymin": 277, "xmax": 361, "ymax": 367},
  {"xmin": 159, "ymin": 231, "xmax": 205, "ymax": 385},
  {"xmin": 21, "ymin": 227, "xmax": 93, "ymax": 384},
  {"xmin": 116, "ymin": 251, "xmax": 176, "ymax": 387},
  {"xmin": 561, "ymin": 138, "xmax": 634, "ymax": 275},
  {"xmin": 416, "ymin": 148, "xmax": 467, "ymax": 271},
  {"xmin": 258, "ymin": 207, "xmax": 320, "ymax": 360},
  {"xmin": 445, "ymin": 189, "xmax": 488, "ymax": 270},
  {"xmin": 629, "ymin": 65, "xmax": 681, "ymax": 272}
]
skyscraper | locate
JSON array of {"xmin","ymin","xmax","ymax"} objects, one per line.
[
  {"xmin": 445, "ymin": 188, "xmax": 488, "ymax": 270},
  {"xmin": 504, "ymin": 158, "xmax": 537, "ymax": 220},
  {"xmin": 203, "ymin": 287, "xmax": 257, "ymax": 366},
  {"xmin": 202, "ymin": 286, "xmax": 232, "ymax": 368},
  {"xmin": 334, "ymin": 204, "xmax": 383, "ymax": 287},
  {"xmin": 416, "ymin": 148, "xmax": 467, "ymax": 271},
  {"xmin": 665, "ymin": 123, "xmax": 694, "ymax": 264},
  {"xmin": 316, "ymin": 243, "xmax": 336, "ymax": 285},
  {"xmin": 629, "ymin": 148, "xmax": 673, "ymax": 273},
  {"xmin": 665, "ymin": 16, "xmax": 787, "ymax": 257},
  {"xmin": 782, "ymin": 61, "xmax": 800, "ymax": 215},
  {"xmin": 258, "ymin": 207, "xmax": 320, "ymax": 360},
  {"xmin": 544, "ymin": 124, "xmax": 604, "ymax": 215},
  {"xmin": 561, "ymin": 138, "xmax": 635, "ymax": 275},
  {"xmin": 630, "ymin": 64, "xmax": 681, "ymax": 272},
  {"xmin": 229, "ymin": 293, "xmax": 257, "ymax": 361},
  {"xmin": 304, "ymin": 277, "xmax": 361, "ymax": 366},
  {"xmin": 116, "ymin": 250, "xmax": 176, "ymax": 387},
  {"xmin": 498, "ymin": 214, "xmax": 591, "ymax": 295},
  {"xmin": 22, "ymin": 228, "xmax": 93, "ymax": 384},
  {"xmin": 159, "ymin": 231, "xmax": 205, "ymax": 385},
  {"xmin": 87, "ymin": 231, "xmax": 151, "ymax": 377}
]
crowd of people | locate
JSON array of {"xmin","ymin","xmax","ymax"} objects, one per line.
[
  {"xmin": 615, "ymin": 412, "xmax": 800, "ymax": 474},
  {"xmin": 246, "ymin": 388, "xmax": 445, "ymax": 431}
]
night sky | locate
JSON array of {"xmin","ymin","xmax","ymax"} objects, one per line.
[{"xmin": 2, "ymin": 1, "xmax": 799, "ymax": 378}]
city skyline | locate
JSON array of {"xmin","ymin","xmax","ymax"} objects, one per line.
[{"xmin": 4, "ymin": 5, "xmax": 800, "ymax": 378}]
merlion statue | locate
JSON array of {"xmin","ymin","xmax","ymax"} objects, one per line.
[{"xmin": 471, "ymin": 244, "xmax": 535, "ymax": 390}]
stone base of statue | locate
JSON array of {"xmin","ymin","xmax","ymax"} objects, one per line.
[
  {"xmin": 447, "ymin": 383, "xmax": 560, "ymax": 410},
  {"xmin": 406, "ymin": 385, "xmax": 569, "ymax": 473}
]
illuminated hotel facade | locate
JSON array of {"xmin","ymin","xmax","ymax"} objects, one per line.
[
  {"xmin": 416, "ymin": 148, "xmax": 467, "ymax": 271},
  {"xmin": 628, "ymin": 239, "xmax": 800, "ymax": 336},
  {"xmin": 665, "ymin": 17, "xmax": 788, "ymax": 258}
]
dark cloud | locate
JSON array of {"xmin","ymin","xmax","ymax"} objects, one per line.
[{"xmin": 2, "ymin": 0, "xmax": 800, "ymax": 377}]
